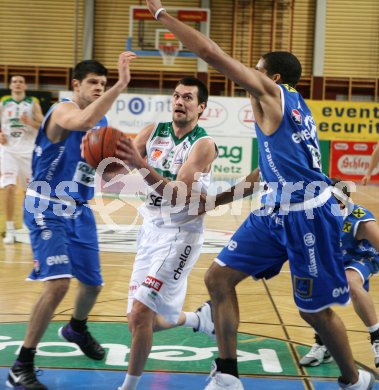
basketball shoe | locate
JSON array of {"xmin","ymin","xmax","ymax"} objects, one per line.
[
  {"xmin": 338, "ymin": 369, "xmax": 375, "ymax": 389},
  {"xmin": 193, "ymin": 300, "xmax": 216, "ymax": 340},
  {"xmin": 6, "ymin": 361, "xmax": 47, "ymax": 389},
  {"xmin": 204, "ymin": 361, "xmax": 244, "ymax": 390},
  {"xmin": 299, "ymin": 343, "xmax": 333, "ymax": 367},
  {"xmin": 58, "ymin": 324, "xmax": 105, "ymax": 360},
  {"xmin": 371, "ymin": 339, "xmax": 379, "ymax": 367},
  {"xmin": 3, "ymin": 230, "xmax": 15, "ymax": 245}
]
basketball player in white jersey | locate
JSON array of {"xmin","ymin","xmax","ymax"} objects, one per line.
[
  {"xmin": 0, "ymin": 75, "xmax": 44, "ymax": 244},
  {"xmin": 115, "ymin": 77, "xmax": 218, "ymax": 390}
]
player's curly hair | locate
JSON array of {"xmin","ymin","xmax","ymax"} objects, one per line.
[{"xmin": 261, "ymin": 51, "xmax": 302, "ymax": 87}]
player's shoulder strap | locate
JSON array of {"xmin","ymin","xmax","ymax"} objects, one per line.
[
  {"xmin": 350, "ymin": 205, "xmax": 375, "ymax": 222},
  {"xmin": 0, "ymin": 95, "xmax": 12, "ymax": 105},
  {"xmin": 30, "ymin": 96, "xmax": 41, "ymax": 104},
  {"xmin": 152, "ymin": 122, "xmax": 171, "ymax": 139},
  {"xmin": 187, "ymin": 124, "xmax": 209, "ymax": 144}
]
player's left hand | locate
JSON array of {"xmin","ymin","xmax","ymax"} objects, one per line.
[
  {"xmin": 146, "ymin": 0, "xmax": 164, "ymax": 16},
  {"xmin": 115, "ymin": 136, "xmax": 145, "ymax": 170}
]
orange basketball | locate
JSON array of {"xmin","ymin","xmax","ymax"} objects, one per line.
[{"xmin": 82, "ymin": 126, "xmax": 125, "ymax": 171}]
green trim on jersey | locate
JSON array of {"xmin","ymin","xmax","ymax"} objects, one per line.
[
  {"xmin": 147, "ymin": 122, "xmax": 211, "ymax": 181},
  {"xmin": 153, "ymin": 122, "xmax": 209, "ymax": 146},
  {"xmin": 0, "ymin": 95, "xmax": 11, "ymax": 104},
  {"xmin": 0, "ymin": 95, "xmax": 36, "ymax": 105},
  {"xmin": 153, "ymin": 168, "xmax": 177, "ymax": 180}
]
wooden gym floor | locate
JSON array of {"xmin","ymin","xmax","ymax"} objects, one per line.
[{"xmin": 0, "ymin": 183, "xmax": 378, "ymax": 389}]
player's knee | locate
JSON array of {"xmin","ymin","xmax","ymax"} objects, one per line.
[
  {"xmin": 346, "ymin": 271, "xmax": 362, "ymax": 300},
  {"xmin": 204, "ymin": 264, "xmax": 227, "ymax": 296},
  {"xmin": 5, "ymin": 183, "xmax": 16, "ymax": 193},
  {"xmin": 299, "ymin": 308, "xmax": 333, "ymax": 328},
  {"xmin": 347, "ymin": 282, "xmax": 360, "ymax": 302},
  {"xmin": 46, "ymin": 278, "xmax": 70, "ymax": 300},
  {"xmin": 88, "ymin": 284, "xmax": 102, "ymax": 296},
  {"xmin": 128, "ymin": 302, "xmax": 154, "ymax": 333},
  {"xmin": 204, "ymin": 266, "xmax": 217, "ymax": 293}
]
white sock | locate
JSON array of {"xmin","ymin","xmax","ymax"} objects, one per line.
[
  {"xmin": 119, "ymin": 374, "xmax": 141, "ymax": 390},
  {"xmin": 183, "ymin": 312, "xmax": 200, "ymax": 329},
  {"xmin": 368, "ymin": 323, "xmax": 379, "ymax": 333},
  {"xmin": 6, "ymin": 221, "xmax": 15, "ymax": 231}
]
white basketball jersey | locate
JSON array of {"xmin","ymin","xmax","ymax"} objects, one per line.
[
  {"xmin": 0, "ymin": 95, "xmax": 38, "ymax": 154},
  {"xmin": 139, "ymin": 122, "xmax": 216, "ymax": 232}
]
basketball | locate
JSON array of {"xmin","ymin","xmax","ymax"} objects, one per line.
[{"xmin": 82, "ymin": 126, "xmax": 125, "ymax": 171}]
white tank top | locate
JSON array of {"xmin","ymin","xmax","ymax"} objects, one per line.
[
  {"xmin": 0, "ymin": 95, "xmax": 38, "ymax": 154},
  {"xmin": 138, "ymin": 122, "xmax": 216, "ymax": 232}
]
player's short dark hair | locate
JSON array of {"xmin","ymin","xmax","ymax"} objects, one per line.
[
  {"xmin": 330, "ymin": 178, "xmax": 350, "ymax": 200},
  {"xmin": 72, "ymin": 60, "xmax": 108, "ymax": 82},
  {"xmin": 175, "ymin": 77, "xmax": 209, "ymax": 106},
  {"xmin": 262, "ymin": 51, "xmax": 302, "ymax": 87}
]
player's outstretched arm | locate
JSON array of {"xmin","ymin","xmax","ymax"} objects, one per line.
[
  {"xmin": 215, "ymin": 168, "xmax": 261, "ymax": 207},
  {"xmin": 361, "ymin": 141, "xmax": 379, "ymax": 185},
  {"xmin": 145, "ymin": 1, "xmax": 277, "ymax": 101},
  {"xmin": 53, "ymin": 52, "xmax": 137, "ymax": 132},
  {"xmin": 193, "ymin": 168, "xmax": 261, "ymax": 216}
]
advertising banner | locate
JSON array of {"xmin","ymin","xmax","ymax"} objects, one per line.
[
  {"xmin": 59, "ymin": 91, "xmax": 255, "ymax": 138},
  {"xmin": 330, "ymin": 141, "xmax": 379, "ymax": 181},
  {"xmin": 212, "ymin": 136, "xmax": 252, "ymax": 177},
  {"xmin": 59, "ymin": 92, "xmax": 379, "ymax": 142},
  {"xmin": 59, "ymin": 92, "xmax": 379, "ymax": 181},
  {"xmin": 308, "ymin": 100, "xmax": 379, "ymax": 142}
]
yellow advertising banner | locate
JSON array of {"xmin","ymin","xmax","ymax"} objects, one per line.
[{"xmin": 307, "ymin": 100, "xmax": 379, "ymax": 141}]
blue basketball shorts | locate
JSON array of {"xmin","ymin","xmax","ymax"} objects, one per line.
[
  {"xmin": 217, "ymin": 196, "xmax": 350, "ymax": 312},
  {"xmin": 345, "ymin": 256, "xmax": 379, "ymax": 292},
  {"xmin": 24, "ymin": 195, "xmax": 102, "ymax": 286}
]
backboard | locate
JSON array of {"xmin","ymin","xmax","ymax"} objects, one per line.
[{"xmin": 127, "ymin": 6, "xmax": 210, "ymax": 59}]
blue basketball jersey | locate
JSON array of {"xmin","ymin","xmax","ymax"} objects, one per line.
[
  {"xmin": 256, "ymin": 84, "xmax": 331, "ymax": 206},
  {"xmin": 342, "ymin": 205, "xmax": 379, "ymax": 263},
  {"xmin": 30, "ymin": 98, "xmax": 109, "ymax": 203}
]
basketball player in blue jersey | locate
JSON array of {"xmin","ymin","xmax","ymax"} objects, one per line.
[
  {"xmin": 6, "ymin": 52, "xmax": 137, "ymax": 390},
  {"xmin": 146, "ymin": 1, "xmax": 374, "ymax": 389},
  {"xmin": 300, "ymin": 180, "xmax": 379, "ymax": 369}
]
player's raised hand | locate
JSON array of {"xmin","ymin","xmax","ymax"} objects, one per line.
[
  {"xmin": 117, "ymin": 51, "xmax": 137, "ymax": 89},
  {"xmin": 361, "ymin": 174, "xmax": 371, "ymax": 186},
  {"xmin": 146, "ymin": 0, "xmax": 164, "ymax": 16}
]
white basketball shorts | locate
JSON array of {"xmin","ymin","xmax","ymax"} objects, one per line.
[
  {"xmin": 0, "ymin": 149, "xmax": 32, "ymax": 189},
  {"xmin": 128, "ymin": 222, "xmax": 204, "ymax": 324}
]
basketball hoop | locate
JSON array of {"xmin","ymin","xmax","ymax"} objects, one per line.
[{"xmin": 159, "ymin": 43, "xmax": 180, "ymax": 66}]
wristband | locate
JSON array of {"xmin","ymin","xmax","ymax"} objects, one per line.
[{"xmin": 154, "ymin": 7, "xmax": 166, "ymax": 20}]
